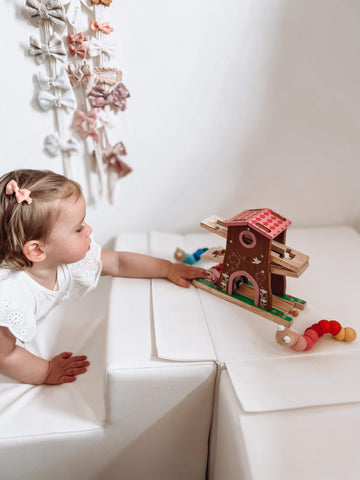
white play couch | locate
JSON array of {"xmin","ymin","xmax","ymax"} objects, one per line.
[{"xmin": 1, "ymin": 226, "xmax": 360, "ymax": 480}]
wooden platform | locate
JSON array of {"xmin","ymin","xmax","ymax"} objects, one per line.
[{"xmin": 193, "ymin": 278, "xmax": 306, "ymax": 326}]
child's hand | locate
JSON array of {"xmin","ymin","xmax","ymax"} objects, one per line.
[
  {"xmin": 166, "ymin": 262, "xmax": 211, "ymax": 288},
  {"xmin": 44, "ymin": 352, "xmax": 90, "ymax": 385}
]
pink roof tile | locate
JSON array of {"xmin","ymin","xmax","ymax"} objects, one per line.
[{"xmin": 224, "ymin": 208, "xmax": 291, "ymax": 240}]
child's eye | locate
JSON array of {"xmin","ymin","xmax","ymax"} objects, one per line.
[{"xmin": 76, "ymin": 226, "xmax": 84, "ymax": 233}]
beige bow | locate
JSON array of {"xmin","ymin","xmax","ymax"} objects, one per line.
[
  {"xmin": 25, "ymin": 0, "xmax": 66, "ymax": 32},
  {"xmin": 29, "ymin": 33, "xmax": 67, "ymax": 65}
]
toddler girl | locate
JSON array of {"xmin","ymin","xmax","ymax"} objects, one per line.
[{"xmin": 0, "ymin": 169, "xmax": 209, "ymax": 386}]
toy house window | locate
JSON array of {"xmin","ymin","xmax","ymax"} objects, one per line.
[{"xmin": 239, "ymin": 231, "xmax": 256, "ymax": 248}]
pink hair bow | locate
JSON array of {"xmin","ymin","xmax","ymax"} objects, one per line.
[
  {"xmin": 88, "ymin": 83, "xmax": 130, "ymax": 111},
  {"xmin": 5, "ymin": 180, "xmax": 32, "ymax": 205},
  {"xmin": 90, "ymin": 19, "xmax": 113, "ymax": 34},
  {"xmin": 74, "ymin": 109, "xmax": 100, "ymax": 143},
  {"xmin": 67, "ymin": 32, "xmax": 88, "ymax": 45},
  {"xmin": 67, "ymin": 32, "xmax": 88, "ymax": 58},
  {"xmin": 68, "ymin": 43, "xmax": 88, "ymax": 58},
  {"xmin": 102, "ymin": 142, "xmax": 132, "ymax": 178}
]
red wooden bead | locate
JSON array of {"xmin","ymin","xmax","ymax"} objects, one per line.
[
  {"xmin": 311, "ymin": 323, "xmax": 324, "ymax": 337},
  {"xmin": 318, "ymin": 320, "xmax": 330, "ymax": 334},
  {"xmin": 329, "ymin": 320, "xmax": 341, "ymax": 335},
  {"xmin": 304, "ymin": 329, "xmax": 319, "ymax": 343}
]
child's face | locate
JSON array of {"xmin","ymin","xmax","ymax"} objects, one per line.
[{"xmin": 44, "ymin": 194, "xmax": 92, "ymax": 266}]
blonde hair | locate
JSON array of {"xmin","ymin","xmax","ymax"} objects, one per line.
[{"xmin": 0, "ymin": 169, "xmax": 82, "ymax": 270}]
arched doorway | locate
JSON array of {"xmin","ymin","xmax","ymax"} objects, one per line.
[{"xmin": 228, "ymin": 270, "xmax": 260, "ymax": 306}]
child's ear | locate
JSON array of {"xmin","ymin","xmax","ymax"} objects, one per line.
[{"xmin": 22, "ymin": 240, "xmax": 46, "ymax": 263}]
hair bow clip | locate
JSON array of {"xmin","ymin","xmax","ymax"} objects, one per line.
[
  {"xmin": 36, "ymin": 69, "xmax": 71, "ymax": 92},
  {"xmin": 68, "ymin": 43, "xmax": 88, "ymax": 58},
  {"xmin": 25, "ymin": 0, "xmax": 66, "ymax": 32},
  {"xmin": 5, "ymin": 180, "xmax": 32, "ymax": 205},
  {"xmin": 29, "ymin": 33, "xmax": 67, "ymax": 65},
  {"xmin": 93, "ymin": 67, "xmax": 122, "ymax": 86},
  {"xmin": 67, "ymin": 62, "xmax": 96, "ymax": 92},
  {"xmin": 44, "ymin": 134, "xmax": 79, "ymax": 157},
  {"xmin": 67, "ymin": 32, "xmax": 89, "ymax": 58},
  {"xmin": 74, "ymin": 109, "xmax": 100, "ymax": 143},
  {"xmin": 88, "ymin": 82, "xmax": 130, "ymax": 111},
  {"xmin": 90, "ymin": 19, "xmax": 113, "ymax": 34},
  {"xmin": 67, "ymin": 32, "xmax": 89, "ymax": 46},
  {"xmin": 88, "ymin": 37, "xmax": 116, "ymax": 58},
  {"xmin": 102, "ymin": 142, "xmax": 132, "ymax": 178},
  {"xmin": 91, "ymin": 0, "xmax": 112, "ymax": 6}
]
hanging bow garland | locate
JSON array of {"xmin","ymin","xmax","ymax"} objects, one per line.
[{"xmin": 22, "ymin": 0, "xmax": 132, "ymax": 202}]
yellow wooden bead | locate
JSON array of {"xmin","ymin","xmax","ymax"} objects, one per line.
[
  {"xmin": 344, "ymin": 327, "xmax": 357, "ymax": 342},
  {"xmin": 333, "ymin": 327, "xmax": 345, "ymax": 341}
]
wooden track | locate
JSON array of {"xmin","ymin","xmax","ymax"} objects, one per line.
[{"xmin": 193, "ymin": 279, "xmax": 297, "ymax": 326}]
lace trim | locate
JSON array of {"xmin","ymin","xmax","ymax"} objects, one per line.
[{"xmin": 0, "ymin": 297, "xmax": 34, "ymax": 342}]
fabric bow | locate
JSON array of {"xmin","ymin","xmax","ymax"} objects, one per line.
[
  {"xmin": 88, "ymin": 83, "xmax": 130, "ymax": 111},
  {"xmin": 38, "ymin": 90, "xmax": 77, "ymax": 111},
  {"xmin": 25, "ymin": 0, "xmax": 66, "ymax": 31},
  {"xmin": 65, "ymin": 0, "xmax": 91, "ymax": 30},
  {"xmin": 44, "ymin": 134, "xmax": 79, "ymax": 157},
  {"xmin": 67, "ymin": 62, "xmax": 95, "ymax": 92},
  {"xmin": 88, "ymin": 37, "xmax": 116, "ymax": 58},
  {"xmin": 29, "ymin": 33, "xmax": 66, "ymax": 65},
  {"xmin": 67, "ymin": 32, "xmax": 88, "ymax": 45},
  {"xmin": 90, "ymin": 19, "xmax": 113, "ymax": 34},
  {"xmin": 96, "ymin": 110, "xmax": 114, "ymax": 129},
  {"xmin": 74, "ymin": 109, "xmax": 100, "ymax": 143},
  {"xmin": 102, "ymin": 142, "xmax": 132, "ymax": 178},
  {"xmin": 37, "ymin": 69, "xmax": 71, "ymax": 91},
  {"xmin": 91, "ymin": 0, "xmax": 112, "ymax": 6},
  {"xmin": 68, "ymin": 43, "xmax": 88, "ymax": 58},
  {"xmin": 5, "ymin": 180, "xmax": 32, "ymax": 205}
]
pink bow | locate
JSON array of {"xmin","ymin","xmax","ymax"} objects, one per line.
[
  {"xmin": 68, "ymin": 43, "xmax": 87, "ymax": 58},
  {"xmin": 88, "ymin": 83, "xmax": 130, "ymax": 110},
  {"xmin": 74, "ymin": 109, "xmax": 100, "ymax": 143},
  {"xmin": 90, "ymin": 19, "xmax": 113, "ymax": 34},
  {"xmin": 102, "ymin": 142, "xmax": 132, "ymax": 177},
  {"xmin": 67, "ymin": 32, "xmax": 88, "ymax": 45},
  {"xmin": 5, "ymin": 180, "xmax": 32, "ymax": 204}
]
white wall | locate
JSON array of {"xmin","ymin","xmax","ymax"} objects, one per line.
[{"xmin": 1, "ymin": 0, "xmax": 360, "ymax": 247}]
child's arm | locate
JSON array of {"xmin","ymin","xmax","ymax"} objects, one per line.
[
  {"xmin": 0, "ymin": 327, "xmax": 90, "ymax": 385},
  {"xmin": 101, "ymin": 250, "xmax": 210, "ymax": 287}
]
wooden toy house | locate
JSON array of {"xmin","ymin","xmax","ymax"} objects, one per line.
[{"xmin": 194, "ymin": 208, "xmax": 309, "ymax": 326}]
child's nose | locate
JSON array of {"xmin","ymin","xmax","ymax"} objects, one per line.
[{"xmin": 85, "ymin": 223, "xmax": 92, "ymax": 236}]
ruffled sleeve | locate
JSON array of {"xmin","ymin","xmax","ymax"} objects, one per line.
[
  {"xmin": 0, "ymin": 277, "xmax": 37, "ymax": 343},
  {"xmin": 67, "ymin": 236, "xmax": 102, "ymax": 301}
]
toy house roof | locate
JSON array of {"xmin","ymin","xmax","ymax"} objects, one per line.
[{"xmin": 224, "ymin": 208, "xmax": 291, "ymax": 240}]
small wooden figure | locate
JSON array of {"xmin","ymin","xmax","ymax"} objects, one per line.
[{"xmin": 193, "ymin": 208, "xmax": 309, "ymax": 327}]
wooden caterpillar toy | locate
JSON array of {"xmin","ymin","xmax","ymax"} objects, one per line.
[{"xmin": 276, "ymin": 320, "xmax": 357, "ymax": 351}]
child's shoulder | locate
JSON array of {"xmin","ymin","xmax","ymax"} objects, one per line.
[{"xmin": 0, "ymin": 270, "xmax": 32, "ymax": 297}]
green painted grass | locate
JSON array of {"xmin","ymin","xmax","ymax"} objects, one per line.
[{"xmin": 195, "ymin": 278, "xmax": 301, "ymax": 323}]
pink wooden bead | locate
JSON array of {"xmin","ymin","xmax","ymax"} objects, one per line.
[
  {"xmin": 304, "ymin": 329, "xmax": 319, "ymax": 343},
  {"xmin": 292, "ymin": 336, "xmax": 307, "ymax": 351}
]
